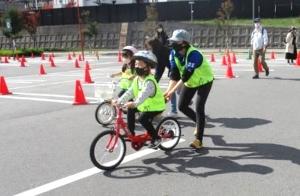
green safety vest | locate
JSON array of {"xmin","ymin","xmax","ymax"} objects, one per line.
[
  {"xmin": 132, "ymin": 75, "xmax": 166, "ymax": 112},
  {"xmin": 174, "ymin": 46, "xmax": 214, "ymax": 88},
  {"xmin": 119, "ymin": 69, "xmax": 135, "ymax": 89}
]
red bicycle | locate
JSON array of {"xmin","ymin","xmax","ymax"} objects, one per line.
[{"xmin": 90, "ymin": 105, "xmax": 181, "ymax": 170}]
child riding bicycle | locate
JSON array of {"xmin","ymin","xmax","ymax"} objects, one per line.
[
  {"xmin": 114, "ymin": 50, "xmax": 166, "ymax": 148},
  {"xmin": 111, "ymin": 46, "xmax": 137, "ymax": 97}
]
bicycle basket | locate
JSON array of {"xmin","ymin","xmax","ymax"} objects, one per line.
[{"xmin": 94, "ymin": 83, "xmax": 115, "ymax": 100}]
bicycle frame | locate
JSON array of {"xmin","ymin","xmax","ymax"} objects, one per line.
[{"xmin": 107, "ymin": 105, "xmax": 152, "ymax": 151}]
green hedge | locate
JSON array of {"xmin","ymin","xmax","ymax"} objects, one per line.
[{"xmin": 0, "ymin": 48, "xmax": 43, "ymax": 56}]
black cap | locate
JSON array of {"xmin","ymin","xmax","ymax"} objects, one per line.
[{"xmin": 254, "ymin": 18, "xmax": 261, "ymax": 23}]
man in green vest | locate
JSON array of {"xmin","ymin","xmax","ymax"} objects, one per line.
[
  {"xmin": 165, "ymin": 29, "xmax": 214, "ymax": 149},
  {"xmin": 117, "ymin": 50, "xmax": 166, "ymax": 148}
]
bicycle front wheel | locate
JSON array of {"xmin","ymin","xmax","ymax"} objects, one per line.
[
  {"xmin": 156, "ymin": 117, "xmax": 181, "ymax": 151},
  {"xmin": 95, "ymin": 101, "xmax": 116, "ymax": 126},
  {"xmin": 90, "ymin": 130, "xmax": 126, "ymax": 170}
]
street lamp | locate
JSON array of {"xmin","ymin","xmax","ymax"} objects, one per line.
[
  {"xmin": 252, "ymin": 0, "xmax": 255, "ymax": 21},
  {"xmin": 189, "ymin": 1, "xmax": 195, "ymax": 22}
]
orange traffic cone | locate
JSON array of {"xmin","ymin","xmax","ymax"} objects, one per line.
[
  {"xmin": 40, "ymin": 64, "xmax": 46, "ymax": 75},
  {"xmin": 48, "ymin": 55, "xmax": 52, "ymax": 62},
  {"xmin": 232, "ymin": 53, "xmax": 237, "ymax": 64},
  {"xmin": 210, "ymin": 53, "xmax": 215, "ymax": 62},
  {"xmin": 78, "ymin": 54, "xmax": 82, "ymax": 61},
  {"xmin": 118, "ymin": 50, "xmax": 122, "ymax": 62},
  {"xmin": 15, "ymin": 54, "xmax": 19, "ymax": 61},
  {"xmin": 270, "ymin": 51, "xmax": 275, "ymax": 59},
  {"xmin": 4, "ymin": 56, "xmax": 9, "ymax": 63},
  {"xmin": 222, "ymin": 55, "xmax": 227, "ymax": 66},
  {"xmin": 85, "ymin": 61, "xmax": 91, "ymax": 70},
  {"xmin": 41, "ymin": 53, "xmax": 45, "ymax": 60},
  {"xmin": 0, "ymin": 76, "xmax": 12, "ymax": 95},
  {"xmin": 296, "ymin": 52, "xmax": 300, "ymax": 66},
  {"xmin": 31, "ymin": 52, "xmax": 34, "ymax": 58},
  {"xmin": 258, "ymin": 59, "xmax": 264, "ymax": 72},
  {"xmin": 84, "ymin": 68, "xmax": 94, "ymax": 83},
  {"xmin": 68, "ymin": 53, "xmax": 72, "ymax": 60},
  {"xmin": 20, "ymin": 59, "xmax": 26, "ymax": 67},
  {"xmin": 21, "ymin": 55, "xmax": 26, "ymax": 62},
  {"xmin": 75, "ymin": 59, "xmax": 80, "ymax": 68},
  {"xmin": 226, "ymin": 55, "xmax": 235, "ymax": 78},
  {"xmin": 50, "ymin": 58, "xmax": 56, "ymax": 67},
  {"xmin": 73, "ymin": 80, "xmax": 87, "ymax": 105}
]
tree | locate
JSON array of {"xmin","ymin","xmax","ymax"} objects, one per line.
[
  {"xmin": 23, "ymin": 11, "xmax": 40, "ymax": 48},
  {"xmin": 81, "ymin": 10, "xmax": 99, "ymax": 50},
  {"xmin": 2, "ymin": 8, "xmax": 24, "ymax": 52},
  {"xmin": 144, "ymin": 3, "xmax": 158, "ymax": 38},
  {"xmin": 216, "ymin": 0, "xmax": 234, "ymax": 51}
]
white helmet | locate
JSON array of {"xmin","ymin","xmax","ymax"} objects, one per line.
[
  {"xmin": 134, "ymin": 50, "xmax": 157, "ymax": 67},
  {"xmin": 169, "ymin": 29, "xmax": 191, "ymax": 43},
  {"xmin": 122, "ymin": 45, "xmax": 138, "ymax": 54}
]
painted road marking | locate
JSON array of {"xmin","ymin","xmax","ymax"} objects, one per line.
[
  {"xmin": 14, "ymin": 139, "xmax": 185, "ymax": 196},
  {"xmin": 0, "ymin": 95, "xmax": 73, "ymax": 104},
  {"xmin": 0, "ymin": 92, "xmax": 100, "ymax": 104}
]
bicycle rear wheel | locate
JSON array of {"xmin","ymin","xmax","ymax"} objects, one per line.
[
  {"xmin": 95, "ymin": 101, "xmax": 116, "ymax": 126},
  {"xmin": 156, "ymin": 117, "xmax": 181, "ymax": 151},
  {"xmin": 90, "ymin": 130, "xmax": 126, "ymax": 170}
]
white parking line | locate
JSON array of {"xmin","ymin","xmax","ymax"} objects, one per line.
[
  {"xmin": 0, "ymin": 95, "xmax": 73, "ymax": 104},
  {"xmin": 14, "ymin": 139, "xmax": 185, "ymax": 196}
]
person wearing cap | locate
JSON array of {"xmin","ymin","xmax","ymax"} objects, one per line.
[
  {"xmin": 111, "ymin": 46, "xmax": 137, "ymax": 97},
  {"xmin": 285, "ymin": 26, "xmax": 297, "ymax": 64},
  {"xmin": 164, "ymin": 29, "xmax": 214, "ymax": 149},
  {"xmin": 116, "ymin": 50, "xmax": 166, "ymax": 148},
  {"xmin": 250, "ymin": 18, "xmax": 270, "ymax": 79}
]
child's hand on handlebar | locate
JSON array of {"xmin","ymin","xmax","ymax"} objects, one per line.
[
  {"xmin": 124, "ymin": 101, "xmax": 136, "ymax": 109},
  {"xmin": 111, "ymin": 99, "xmax": 118, "ymax": 106}
]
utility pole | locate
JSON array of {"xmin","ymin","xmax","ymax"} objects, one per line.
[{"xmin": 76, "ymin": 0, "xmax": 85, "ymax": 60}]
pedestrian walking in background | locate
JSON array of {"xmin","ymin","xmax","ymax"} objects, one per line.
[
  {"xmin": 155, "ymin": 24, "xmax": 169, "ymax": 47},
  {"xmin": 285, "ymin": 26, "xmax": 297, "ymax": 65},
  {"xmin": 164, "ymin": 29, "xmax": 214, "ymax": 149},
  {"xmin": 250, "ymin": 18, "xmax": 270, "ymax": 79}
]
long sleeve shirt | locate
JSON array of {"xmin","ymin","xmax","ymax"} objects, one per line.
[
  {"xmin": 251, "ymin": 27, "xmax": 268, "ymax": 50},
  {"xmin": 117, "ymin": 79, "xmax": 156, "ymax": 107},
  {"xmin": 169, "ymin": 47, "xmax": 203, "ymax": 82}
]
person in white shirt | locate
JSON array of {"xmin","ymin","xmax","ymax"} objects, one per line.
[{"xmin": 250, "ymin": 18, "xmax": 270, "ymax": 79}]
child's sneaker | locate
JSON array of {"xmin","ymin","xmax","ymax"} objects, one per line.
[
  {"xmin": 149, "ymin": 138, "xmax": 161, "ymax": 149},
  {"xmin": 190, "ymin": 139, "xmax": 203, "ymax": 149},
  {"xmin": 193, "ymin": 128, "xmax": 197, "ymax": 136}
]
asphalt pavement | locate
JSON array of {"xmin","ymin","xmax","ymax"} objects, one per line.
[{"xmin": 1, "ymin": 50, "xmax": 300, "ymax": 196}]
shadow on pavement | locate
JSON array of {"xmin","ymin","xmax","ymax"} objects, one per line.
[
  {"xmin": 103, "ymin": 147, "xmax": 273, "ymax": 179},
  {"xmin": 260, "ymin": 77, "xmax": 300, "ymax": 81},
  {"xmin": 103, "ymin": 134, "xmax": 300, "ymax": 179},
  {"xmin": 206, "ymin": 134, "xmax": 300, "ymax": 165},
  {"xmin": 207, "ymin": 116, "xmax": 271, "ymax": 129}
]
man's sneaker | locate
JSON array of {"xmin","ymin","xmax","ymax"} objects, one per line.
[
  {"xmin": 265, "ymin": 69, "xmax": 269, "ymax": 76},
  {"xmin": 149, "ymin": 138, "xmax": 161, "ymax": 149},
  {"xmin": 167, "ymin": 111, "xmax": 178, "ymax": 117},
  {"xmin": 190, "ymin": 139, "xmax": 203, "ymax": 149},
  {"xmin": 252, "ymin": 75, "xmax": 259, "ymax": 79}
]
